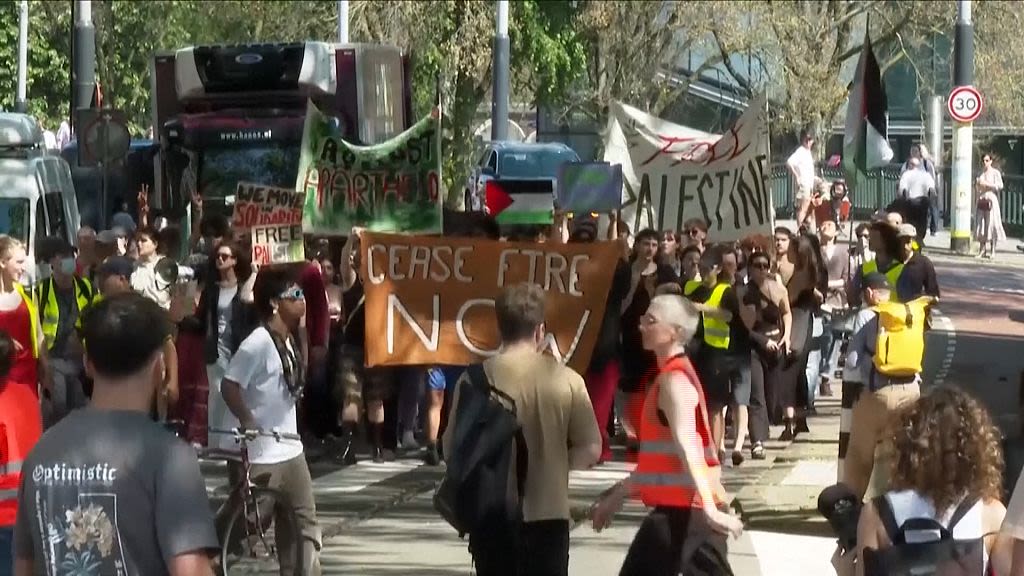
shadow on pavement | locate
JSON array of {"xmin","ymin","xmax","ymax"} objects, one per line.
[{"xmin": 741, "ymin": 507, "xmax": 832, "ymax": 539}]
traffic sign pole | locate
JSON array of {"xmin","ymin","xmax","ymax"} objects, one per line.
[
  {"xmin": 950, "ymin": 121, "xmax": 974, "ymax": 253},
  {"xmin": 950, "ymin": 0, "xmax": 975, "ymax": 255}
]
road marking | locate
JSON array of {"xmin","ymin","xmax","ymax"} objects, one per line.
[
  {"xmin": 203, "ymin": 458, "xmax": 424, "ymax": 497},
  {"xmin": 929, "ymin": 309, "xmax": 957, "ymax": 387},
  {"xmin": 315, "ymin": 460, "xmax": 424, "ymax": 494},
  {"xmin": 747, "ymin": 531, "xmax": 837, "ymax": 576},
  {"xmin": 780, "ymin": 460, "xmax": 837, "ymax": 487},
  {"xmin": 570, "ymin": 462, "xmax": 634, "ymax": 490}
]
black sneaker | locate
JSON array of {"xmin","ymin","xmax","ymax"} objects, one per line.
[
  {"xmin": 731, "ymin": 450, "xmax": 744, "ymax": 467},
  {"xmin": 424, "ymin": 444, "xmax": 441, "ymax": 466},
  {"xmin": 372, "ymin": 447, "xmax": 395, "ymax": 463},
  {"xmin": 335, "ymin": 433, "xmax": 358, "ymax": 466}
]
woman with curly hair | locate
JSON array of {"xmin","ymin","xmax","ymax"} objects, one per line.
[{"xmin": 855, "ymin": 387, "xmax": 1011, "ymax": 576}]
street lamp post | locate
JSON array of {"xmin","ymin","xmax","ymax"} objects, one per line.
[
  {"xmin": 71, "ymin": 0, "xmax": 96, "ymax": 131},
  {"xmin": 15, "ymin": 1, "xmax": 28, "ymax": 113},
  {"xmin": 490, "ymin": 0, "xmax": 510, "ymax": 141},
  {"xmin": 950, "ymin": 0, "xmax": 974, "ymax": 254},
  {"xmin": 338, "ymin": 0, "xmax": 349, "ymax": 44}
]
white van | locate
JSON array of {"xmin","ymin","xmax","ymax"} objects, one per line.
[{"xmin": 0, "ymin": 113, "xmax": 81, "ymax": 285}]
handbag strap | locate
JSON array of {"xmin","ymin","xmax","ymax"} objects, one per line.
[
  {"xmin": 873, "ymin": 495, "xmax": 901, "ymax": 544},
  {"xmin": 948, "ymin": 496, "xmax": 980, "ymax": 531}
]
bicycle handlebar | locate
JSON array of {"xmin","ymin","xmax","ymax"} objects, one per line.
[{"xmin": 208, "ymin": 427, "xmax": 302, "ymax": 443}]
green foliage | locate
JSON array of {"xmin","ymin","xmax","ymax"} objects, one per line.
[{"xmin": 0, "ymin": 1, "xmax": 73, "ymax": 129}]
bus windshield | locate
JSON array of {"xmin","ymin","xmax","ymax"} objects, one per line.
[
  {"xmin": 0, "ymin": 198, "xmax": 30, "ymax": 243},
  {"xmin": 198, "ymin": 144, "xmax": 301, "ymax": 216}
]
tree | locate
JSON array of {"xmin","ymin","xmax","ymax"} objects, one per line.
[
  {"xmin": 350, "ymin": 0, "xmax": 586, "ymax": 207},
  {"xmin": 705, "ymin": 1, "xmax": 953, "ymax": 140},
  {"xmin": 0, "ymin": 1, "xmax": 73, "ymax": 130},
  {"xmin": 569, "ymin": 0, "xmax": 732, "ymax": 121},
  {"xmin": 974, "ymin": 1, "xmax": 1024, "ymax": 126}
]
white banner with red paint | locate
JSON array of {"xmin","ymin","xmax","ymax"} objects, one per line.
[{"xmin": 603, "ymin": 96, "xmax": 774, "ymax": 241}]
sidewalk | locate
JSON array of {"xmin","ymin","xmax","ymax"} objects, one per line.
[
  {"xmin": 777, "ymin": 217, "xmax": 1024, "ymax": 267},
  {"xmin": 287, "ymin": 395, "xmax": 845, "ymax": 574}
]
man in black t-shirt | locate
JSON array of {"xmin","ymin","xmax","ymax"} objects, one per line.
[{"xmin": 693, "ymin": 247, "xmax": 753, "ymax": 466}]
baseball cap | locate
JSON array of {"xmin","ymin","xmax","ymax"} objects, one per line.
[
  {"xmin": 96, "ymin": 256, "xmax": 135, "ymax": 279},
  {"xmin": 863, "ymin": 272, "xmax": 891, "ymax": 291},
  {"xmin": 897, "ymin": 223, "xmax": 918, "ymax": 238}
]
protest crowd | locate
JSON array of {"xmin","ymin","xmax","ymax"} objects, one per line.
[{"xmin": 2, "ymin": 47, "xmax": 1024, "ymax": 576}]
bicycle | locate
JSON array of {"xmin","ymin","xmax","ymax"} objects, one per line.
[{"xmin": 203, "ymin": 427, "xmax": 304, "ymax": 576}]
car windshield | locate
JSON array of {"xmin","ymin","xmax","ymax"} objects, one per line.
[
  {"xmin": 499, "ymin": 148, "xmax": 578, "ymax": 178},
  {"xmin": 0, "ymin": 198, "xmax": 30, "ymax": 243},
  {"xmin": 198, "ymin": 144, "xmax": 301, "ymax": 217}
]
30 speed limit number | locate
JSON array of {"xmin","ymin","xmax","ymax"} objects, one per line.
[{"xmin": 947, "ymin": 86, "xmax": 984, "ymax": 123}]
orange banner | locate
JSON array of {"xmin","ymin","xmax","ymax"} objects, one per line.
[{"xmin": 361, "ymin": 232, "xmax": 621, "ymax": 373}]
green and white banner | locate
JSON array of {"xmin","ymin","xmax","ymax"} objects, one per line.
[{"xmin": 296, "ymin": 101, "xmax": 442, "ymax": 235}]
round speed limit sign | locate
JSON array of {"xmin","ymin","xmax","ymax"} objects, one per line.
[{"xmin": 947, "ymin": 86, "xmax": 984, "ymax": 123}]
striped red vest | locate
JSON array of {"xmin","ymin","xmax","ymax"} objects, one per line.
[{"xmin": 634, "ymin": 354, "xmax": 721, "ymax": 509}]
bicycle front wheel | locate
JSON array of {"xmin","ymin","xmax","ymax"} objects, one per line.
[{"xmin": 220, "ymin": 487, "xmax": 303, "ymax": 576}]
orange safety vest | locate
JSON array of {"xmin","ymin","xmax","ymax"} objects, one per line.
[
  {"xmin": 0, "ymin": 374, "xmax": 41, "ymax": 526},
  {"xmin": 634, "ymin": 354, "xmax": 721, "ymax": 509}
]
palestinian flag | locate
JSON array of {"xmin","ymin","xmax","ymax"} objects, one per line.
[{"xmin": 842, "ymin": 33, "xmax": 894, "ymax": 191}]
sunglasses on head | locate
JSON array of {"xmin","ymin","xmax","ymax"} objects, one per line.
[{"xmin": 279, "ymin": 287, "xmax": 305, "ymax": 301}]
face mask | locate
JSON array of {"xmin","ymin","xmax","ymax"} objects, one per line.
[{"xmin": 59, "ymin": 257, "xmax": 76, "ymax": 276}]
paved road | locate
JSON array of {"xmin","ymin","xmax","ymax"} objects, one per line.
[
  {"xmin": 201, "ymin": 396, "xmax": 844, "ymax": 575},
  {"xmin": 919, "ymin": 234, "xmax": 1024, "ymax": 435}
]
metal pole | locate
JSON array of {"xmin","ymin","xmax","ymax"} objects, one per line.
[
  {"xmin": 950, "ymin": 0, "xmax": 974, "ymax": 254},
  {"xmin": 490, "ymin": 0, "xmax": 510, "ymax": 141},
  {"xmin": 926, "ymin": 95, "xmax": 945, "ymax": 220},
  {"xmin": 15, "ymin": 1, "xmax": 28, "ymax": 113},
  {"xmin": 337, "ymin": 0, "xmax": 349, "ymax": 44},
  {"xmin": 71, "ymin": 0, "xmax": 96, "ymax": 132}
]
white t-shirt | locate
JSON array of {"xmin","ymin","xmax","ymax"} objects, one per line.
[
  {"xmin": 899, "ymin": 168, "xmax": 935, "ymax": 200},
  {"xmin": 786, "ymin": 145, "xmax": 816, "ymax": 197},
  {"xmin": 221, "ymin": 327, "xmax": 303, "ymax": 464},
  {"xmin": 215, "ymin": 285, "xmax": 238, "ymax": 370},
  {"xmin": 130, "ymin": 259, "xmax": 172, "ymax": 310}
]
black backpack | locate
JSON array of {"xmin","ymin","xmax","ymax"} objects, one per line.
[
  {"xmin": 863, "ymin": 495, "xmax": 985, "ymax": 576},
  {"xmin": 434, "ymin": 363, "xmax": 528, "ymax": 538}
]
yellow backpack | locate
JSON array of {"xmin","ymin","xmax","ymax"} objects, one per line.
[{"xmin": 870, "ymin": 296, "xmax": 932, "ymax": 377}]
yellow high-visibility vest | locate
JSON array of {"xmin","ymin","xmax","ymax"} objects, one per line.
[
  {"xmin": 702, "ymin": 283, "xmax": 731, "ymax": 350},
  {"xmin": 35, "ymin": 277, "xmax": 94, "ymax": 350},
  {"xmin": 861, "ymin": 260, "xmax": 904, "ymax": 303},
  {"xmin": 683, "ymin": 279, "xmax": 702, "ymax": 297}
]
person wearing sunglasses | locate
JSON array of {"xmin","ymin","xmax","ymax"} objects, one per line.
[
  {"xmin": 740, "ymin": 251, "xmax": 791, "ymax": 460},
  {"xmin": 194, "ymin": 242, "xmax": 255, "ymax": 450},
  {"xmin": 682, "ymin": 218, "xmax": 708, "ymax": 253},
  {"xmin": 219, "ymin": 266, "xmax": 321, "ymax": 574},
  {"xmin": 975, "ymin": 154, "xmax": 1006, "ymax": 260}
]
